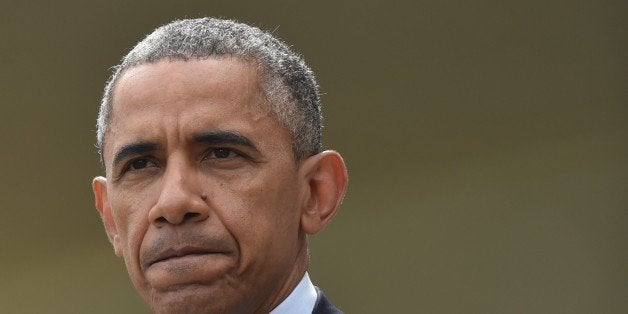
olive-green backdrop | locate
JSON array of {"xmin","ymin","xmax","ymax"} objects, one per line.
[{"xmin": 1, "ymin": 1, "xmax": 626, "ymax": 313}]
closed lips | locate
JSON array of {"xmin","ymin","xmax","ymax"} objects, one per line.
[{"xmin": 149, "ymin": 247, "xmax": 227, "ymax": 266}]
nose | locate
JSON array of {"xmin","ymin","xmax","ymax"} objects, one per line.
[{"xmin": 148, "ymin": 159, "xmax": 209, "ymax": 226}]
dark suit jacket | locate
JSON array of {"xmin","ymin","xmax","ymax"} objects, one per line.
[{"xmin": 312, "ymin": 287, "xmax": 343, "ymax": 314}]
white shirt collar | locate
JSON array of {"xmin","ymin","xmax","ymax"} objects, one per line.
[{"xmin": 270, "ymin": 272, "xmax": 317, "ymax": 314}]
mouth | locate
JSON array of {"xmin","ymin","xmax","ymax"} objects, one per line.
[{"xmin": 148, "ymin": 246, "xmax": 228, "ymax": 267}]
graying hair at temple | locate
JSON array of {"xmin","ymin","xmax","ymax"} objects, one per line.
[{"xmin": 96, "ymin": 17, "xmax": 323, "ymax": 164}]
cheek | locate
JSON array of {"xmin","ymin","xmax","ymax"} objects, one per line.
[
  {"xmin": 210, "ymin": 169, "xmax": 303, "ymax": 246},
  {"xmin": 110, "ymin": 189, "xmax": 153, "ymax": 259}
]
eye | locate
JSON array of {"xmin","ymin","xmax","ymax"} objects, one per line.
[
  {"xmin": 116, "ymin": 158, "xmax": 158, "ymax": 180},
  {"xmin": 128, "ymin": 158, "xmax": 154, "ymax": 170},
  {"xmin": 208, "ymin": 148, "xmax": 238, "ymax": 159}
]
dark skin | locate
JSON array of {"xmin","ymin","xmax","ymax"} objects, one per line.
[{"xmin": 93, "ymin": 57, "xmax": 348, "ymax": 313}]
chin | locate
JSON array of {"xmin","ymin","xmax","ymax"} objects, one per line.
[{"xmin": 145, "ymin": 284, "xmax": 244, "ymax": 314}]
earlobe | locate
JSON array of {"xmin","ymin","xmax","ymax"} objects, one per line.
[
  {"xmin": 92, "ymin": 176, "xmax": 122, "ymax": 257},
  {"xmin": 300, "ymin": 151, "xmax": 348, "ymax": 234}
]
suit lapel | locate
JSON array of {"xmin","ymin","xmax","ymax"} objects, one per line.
[{"xmin": 312, "ymin": 287, "xmax": 343, "ymax": 314}]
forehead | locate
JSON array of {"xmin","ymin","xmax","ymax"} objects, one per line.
[
  {"xmin": 103, "ymin": 58, "xmax": 289, "ymax": 165},
  {"xmin": 112, "ymin": 57, "xmax": 263, "ymax": 114}
]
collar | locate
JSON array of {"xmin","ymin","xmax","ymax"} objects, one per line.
[{"xmin": 270, "ymin": 272, "xmax": 317, "ymax": 314}]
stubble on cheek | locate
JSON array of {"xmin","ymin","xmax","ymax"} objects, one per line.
[{"xmin": 108, "ymin": 190, "xmax": 154, "ymax": 290}]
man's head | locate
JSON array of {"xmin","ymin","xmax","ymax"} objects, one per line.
[
  {"xmin": 97, "ymin": 17, "xmax": 322, "ymax": 162},
  {"xmin": 92, "ymin": 18, "xmax": 347, "ymax": 313}
]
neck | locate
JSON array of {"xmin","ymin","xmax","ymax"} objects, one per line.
[{"xmin": 254, "ymin": 234, "xmax": 309, "ymax": 314}]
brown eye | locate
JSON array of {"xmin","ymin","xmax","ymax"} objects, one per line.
[
  {"xmin": 212, "ymin": 148, "xmax": 236, "ymax": 159},
  {"xmin": 129, "ymin": 159, "xmax": 151, "ymax": 170}
]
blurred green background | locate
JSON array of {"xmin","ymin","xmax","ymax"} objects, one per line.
[{"xmin": 1, "ymin": 0, "xmax": 626, "ymax": 313}]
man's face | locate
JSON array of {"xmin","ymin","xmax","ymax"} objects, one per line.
[{"xmin": 94, "ymin": 58, "xmax": 310, "ymax": 313}]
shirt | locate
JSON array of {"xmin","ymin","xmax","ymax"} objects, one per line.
[{"xmin": 270, "ymin": 272, "xmax": 317, "ymax": 314}]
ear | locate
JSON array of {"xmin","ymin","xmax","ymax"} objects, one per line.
[
  {"xmin": 299, "ymin": 150, "xmax": 348, "ymax": 234},
  {"xmin": 92, "ymin": 176, "xmax": 122, "ymax": 257}
]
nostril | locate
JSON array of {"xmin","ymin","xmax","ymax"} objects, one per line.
[
  {"xmin": 184, "ymin": 212, "xmax": 200, "ymax": 220},
  {"xmin": 153, "ymin": 211, "xmax": 204, "ymax": 225}
]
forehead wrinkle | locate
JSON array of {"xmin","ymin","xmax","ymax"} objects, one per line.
[
  {"xmin": 116, "ymin": 58, "xmax": 267, "ymax": 110},
  {"xmin": 106, "ymin": 58, "xmax": 285, "ymax": 164}
]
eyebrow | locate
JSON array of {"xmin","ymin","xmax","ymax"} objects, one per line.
[
  {"xmin": 194, "ymin": 131, "xmax": 258, "ymax": 151},
  {"xmin": 111, "ymin": 131, "xmax": 257, "ymax": 168},
  {"xmin": 112, "ymin": 141, "xmax": 158, "ymax": 168}
]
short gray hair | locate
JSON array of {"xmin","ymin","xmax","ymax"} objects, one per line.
[{"xmin": 96, "ymin": 17, "xmax": 322, "ymax": 164}]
